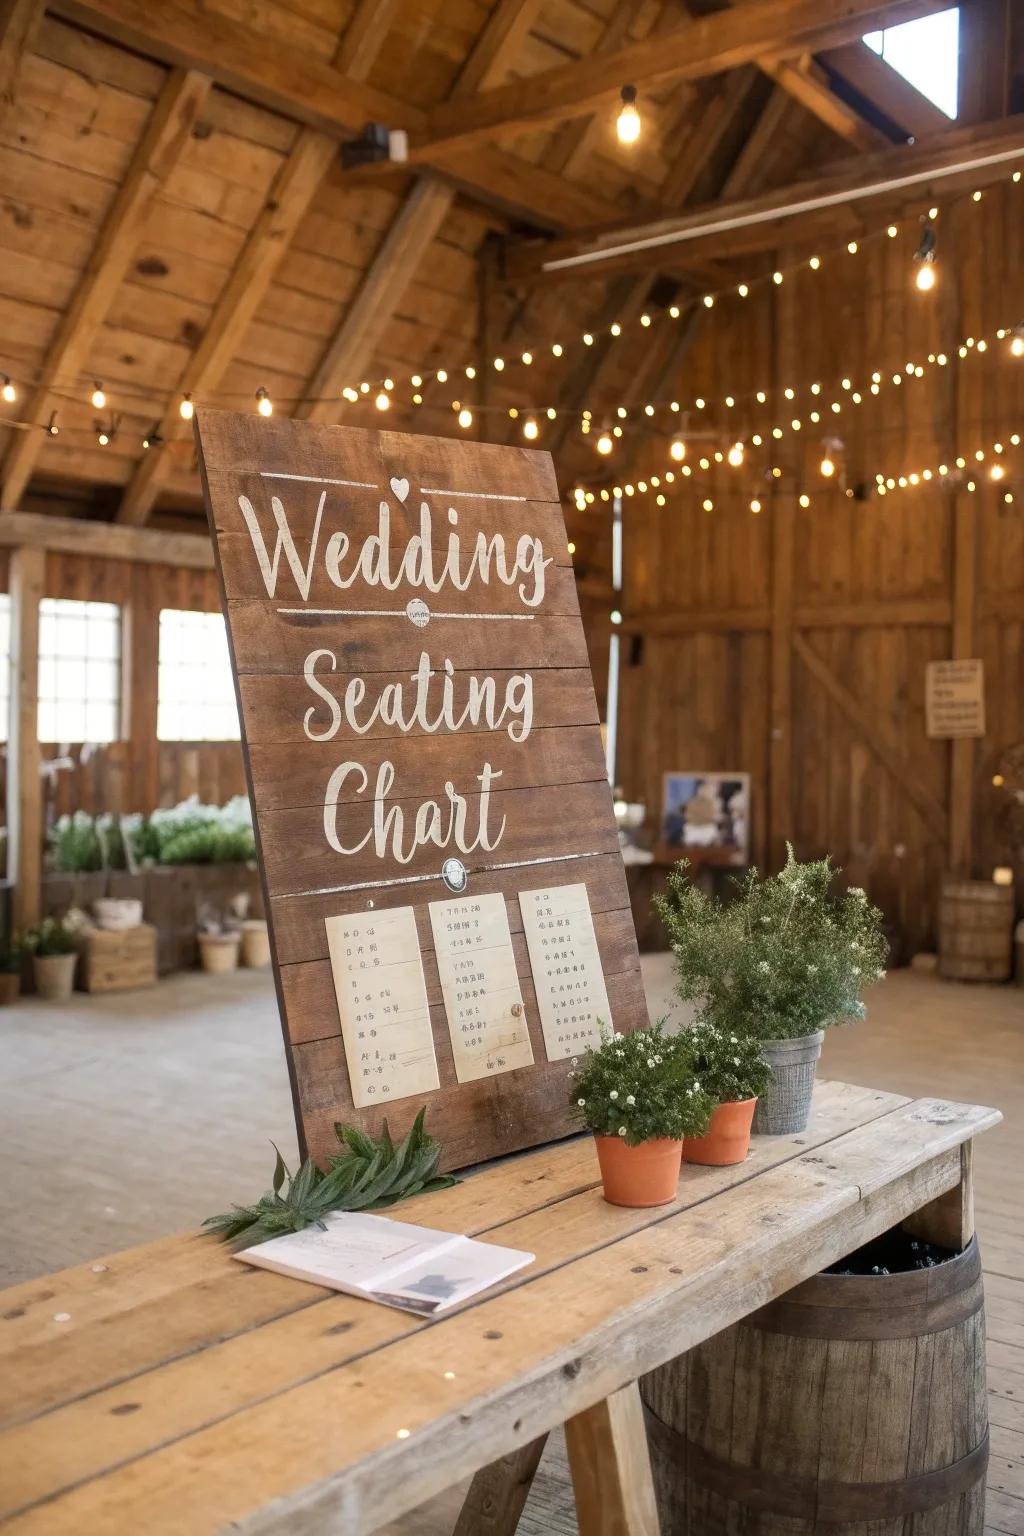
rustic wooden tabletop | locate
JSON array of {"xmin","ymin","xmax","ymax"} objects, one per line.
[{"xmin": 0, "ymin": 1080, "xmax": 1000, "ymax": 1536}]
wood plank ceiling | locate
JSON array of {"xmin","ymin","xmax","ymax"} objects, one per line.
[{"xmin": 0, "ymin": 0, "xmax": 988, "ymax": 528}]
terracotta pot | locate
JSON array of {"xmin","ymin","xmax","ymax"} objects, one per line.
[
  {"xmin": 594, "ymin": 1134, "xmax": 682, "ymax": 1208},
  {"xmin": 198, "ymin": 932, "xmax": 241, "ymax": 974},
  {"xmin": 683, "ymin": 1097, "xmax": 756, "ymax": 1166},
  {"xmin": 0, "ymin": 972, "xmax": 21, "ymax": 1005},
  {"xmin": 240, "ymin": 919, "xmax": 271, "ymax": 968},
  {"xmin": 32, "ymin": 952, "xmax": 77, "ymax": 1001}
]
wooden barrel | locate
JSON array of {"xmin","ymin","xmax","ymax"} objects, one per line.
[
  {"xmin": 939, "ymin": 878, "xmax": 1014, "ymax": 981},
  {"xmin": 641, "ymin": 1238, "xmax": 988, "ymax": 1534}
]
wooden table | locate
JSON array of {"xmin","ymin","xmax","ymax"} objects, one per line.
[{"xmin": 0, "ymin": 1081, "xmax": 1000, "ymax": 1536}]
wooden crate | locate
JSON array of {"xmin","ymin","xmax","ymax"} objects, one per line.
[{"xmin": 80, "ymin": 924, "xmax": 157, "ymax": 994}]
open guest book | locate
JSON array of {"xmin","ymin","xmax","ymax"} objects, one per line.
[{"xmin": 236, "ymin": 1211, "xmax": 534, "ymax": 1315}]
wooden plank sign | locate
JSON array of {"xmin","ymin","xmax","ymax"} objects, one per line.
[
  {"xmin": 195, "ymin": 410, "xmax": 648, "ymax": 1170},
  {"xmin": 925, "ymin": 658, "xmax": 986, "ymax": 739}
]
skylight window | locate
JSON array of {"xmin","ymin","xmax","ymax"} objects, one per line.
[{"xmin": 864, "ymin": 7, "xmax": 959, "ymax": 118}]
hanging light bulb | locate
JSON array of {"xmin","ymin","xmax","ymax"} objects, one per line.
[
  {"xmin": 179, "ymin": 394, "xmax": 194, "ymax": 420},
  {"xmin": 596, "ymin": 432, "xmax": 613, "ymax": 455},
  {"xmin": 97, "ymin": 425, "xmax": 110, "ymax": 446},
  {"xmin": 727, "ymin": 442, "xmax": 744, "ymax": 467},
  {"xmin": 375, "ymin": 391, "xmax": 390, "ymax": 411},
  {"xmin": 46, "ymin": 411, "xmax": 59, "ymax": 436},
  {"xmin": 522, "ymin": 417, "xmax": 539, "ymax": 440},
  {"xmin": 142, "ymin": 423, "xmax": 161, "ymax": 451},
  {"xmin": 990, "ymin": 462, "xmax": 1006, "ymax": 481},
  {"xmin": 1010, "ymin": 325, "xmax": 1024, "ymax": 358},
  {"xmin": 913, "ymin": 224, "xmax": 937, "ymax": 291},
  {"xmin": 457, "ymin": 407, "xmax": 473, "ymax": 429},
  {"xmin": 256, "ymin": 387, "xmax": 273, "ymax": 417},
  {"xmin": 90, "ymin": 383, "xmax": 106, "ymax": 410},
  {"xmin": 616, "ymin": 85, "xmax": 640, "ymax": 144},
  {"xmin": 820, "ymin": 454, "xmax": 835, "ymax": 477},
  {"xmin": 669, "ymin": 438, "xmax": 686, "ymax": 462},
  {"xmin": 1, "ymin": 376, "xmax": 15, "ymax": 403}
]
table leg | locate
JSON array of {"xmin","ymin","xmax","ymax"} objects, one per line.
[
  {"xmin": 565, "ymin": 1382, "xmax": 661, "ymax": 1536},
  {"xmin": 451, "ymin": 1434, "xmax": 548, "ymax": 1536},
  {"xmin": 902, "ymin": 1139, "xmax": 975, "ymax": 1249}
]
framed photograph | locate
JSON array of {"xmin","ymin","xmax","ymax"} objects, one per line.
[{"xmin": 660, "ymin": 772, "xmax": 750, "ymax": 865}]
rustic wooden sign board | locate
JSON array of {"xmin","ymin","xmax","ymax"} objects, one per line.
[
  {"xmin": 925, "ymin": 658, "xmax": 986, "ymax": 739},
  {"xmin": 195, "ymin": 410, "xmax": 648, "ymax": 1171}
]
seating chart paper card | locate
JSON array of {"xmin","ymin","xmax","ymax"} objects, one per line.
[
  {"xmin": 324, "ymin": 907, "xmax": 439, "ymax": 1108},
  {"xmin": 196, "ymin": 409, "xmax": 650, "ymax": 1170},
  {"xmin": 429, "ymin": 893, "xmax": 534, "ymax": 1082},
  {"xmin": 520, "ymin": 883, "xmax": 612, "ymax": 1060}
]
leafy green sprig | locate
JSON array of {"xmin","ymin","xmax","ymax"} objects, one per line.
[
  {"xmin": 680, "ymin": 1019, "xmax": 772, "ymax": 1103},
  {"xmin": 570, "ymin": 1022, "xmax": 715, "ymax": 1147},
  {"xmin": 204, "ymin": 1108, "xmax": 457, "ymax": 1247},
  {"xmin": 657, "ymin": 845, "xmax": 888, "ymax": 1042}
]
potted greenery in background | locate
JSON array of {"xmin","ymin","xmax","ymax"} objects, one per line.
[
  {"xmin": 571, "ymin": 1024, "xmax": 715, "ymax": 1207},
  {"xmin": 24, "ymin": 915, "xmax": 81, "ymax": 1001},
  {"xmin": 679, "ymin": 1020, "xmax": 772, "ymax": 1165},
  {"xmin": 0, "ymin": 935, "xmax": 23, "ymax": 1005},
  {"xmin": 658, "ymin": 847, "xmax": 888, "ymax": 1135}
]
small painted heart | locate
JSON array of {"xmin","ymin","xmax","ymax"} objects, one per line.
[{"xmin": 390, "ymin": 476, "xmax": 410, "ymax": 502}]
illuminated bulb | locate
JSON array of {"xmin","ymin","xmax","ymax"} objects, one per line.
[
  {"xmin": 342, "ymin": 386, "xmax": 358, "ymax": 401},
  {"xmin": 522, "ymin": 351, "xmax": 532, "ymax": 365},
  {"xmin": 546, "ymin": 407, "xmax": 556, "ymax": 420},
  {"xmin": 522, "ymin": 417, "xmax": 539, "ymax": 440},
  {"xmin": 772, "ymin": 270, "xmax": 783, "ymax": 285},
  {"xmin": 915, "ymin": 261, "xmax": 936, "ymax": 291},
  {"xmin": 91, "ymin": 383, "xmax": 106, "ymax": 410},
  {"xmin": 750, "ymin": 498, "xmax": 761, "ymax": 513},
  {"xmin": 375, "ymin": 391, "xmax": 390, "ymax": 411},
  {"xmin": 1, "ymin": 376, "xmax": 15, "ymax": 403},
  {"xmin": 412, "ymin": 393, "xmax": 422, "ymax": 405},
  {"xmin": 457, "ymin": 407, "xmax": 473, "ymax": 429},
  {"xmin": 610, "ymin": 322, "xmax": 621, "ymax": 336},
  {"xmin": 596, "ymin": 433, "xmax": 613, "ymax": 455},
  {"xmin": 493, "ymin": 356, "xmax": 504, "ymax": 370},
  {"xmin": 437, "ymin": 369, "xmax": 448, "ymax": 383},
  {"xmin": 179, "ymin": 394, "xmax": 194, "ymax": 420},
  {"xmin": 46, "ymin": 412, "xmax": 59, "ymax": 436},
  {"xmin": 847, "ymin": 241, "xmax": 859, "ymax": 254},
  {"xmin": 552, "ymin": 342, "xmax": 563, "ymax": 357},
  {"xmin": 757, "ymin": 390, "xmax": 767, "ymax": 403},
  {"xmin": 610, "ymin": 608, "xmax": 623, "ymax": 624},
  {"xmin": 567, "ymin": 541, "xmax": 576, "ymax": 555},
  {"xmin": 640, "ymin": 313, "xmax": 651, "ymax": 327},
  {"xmin": 784, "ymin": 387, "xmax": 795, "ymax": 400},
  {"xmin": 669, "ymin": 305, "xmax": 680, "ymax": 319},
  {"xmin": 799, "ymin": 493, "xmax": 810, "ymax": 508},
  {"xmin": 465, "ymin": 365, "xmax": 476, "ymax": 379},
  {"xmin": 616, "ymin": 85, "xmax": 640, "ymax": 144},
  {"xmin": 97, "ymin": 428, "xmax": 110, "ymax": 446},
  {"xmin": 727, "ymin": 442, "xmax": 744, "ymax": 467},
  {"xmin": 703, "ymin": 294, "xmax": 714, "ymax": 309},
  {"xmin": 256, "ymin": 387, "xmax": 273, "ymax": 417},
  {"xmin": 360, "ymin": 381, "xmax": 370, "ymax": 393},
  {"xmin": 820, "ymin": 455, "xmax": 835, "ymax": 478},
  {"xmin": 702, "ymin": 498, "xmax": 714, "ymax": 512},
  {"xmin": 612, "ymin": 425, "xmax": 622, "ymax": 437},
  {"xmin": 887, "ymin": 224, "xmax": 898, "ymax": 238},
  {"xmin": 670, "ymin": 438, "xmax": 686, "ymax": 462},
  {"xmin": 738, "ymin": 283, "xmax": 749, "ymax": 298},
  {"xmin": 809, "ymin": 255, "xmax": 821, "ymax": 270},
  {"xmin": 411, "ymin": 375, "xmax": 423, "ymax": 388},
  {"xmin": 972, "ymin": 189, "xmax": 982, "ymax": 202},
  {"xmin": 1010, "ymin": 332, "xmax": 1024, "ymax": 357},
  {"xmin": 990, "ymin": 462, "xmax": 1005, "ymax": 480},
  {"xmin": 583, "ymin": 334, "xmax": 594, "ymax": 346},
  {"xmin": 384, "ymin": 378, "xmax": 394, "ymax": 391}
]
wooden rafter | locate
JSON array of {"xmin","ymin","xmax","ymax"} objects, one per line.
[
  {"xmin": 0, "ymin": 67, "xmax": 211, "ymax": 511},
  {"xmin": 820, "ymin": 40, "xmax": 950, "ymax": 138},
  {"xmin": 409, "ymin": 0, "xmax": 948, "ymax": 161},
  {"xmin": 0, "ymin": 0, "xmax": 41, "ymax": 119},
  {"xmin": 115, "ymin": 0, "xmax": 399, "ymax": 525},
  {"xmin": 762, "ymin": 54, "xmax": 889, "ymax": 150},
  {"xmin": 297, "ymin": 0, "xmax": 548, "ymax": 427},
  {"xmin": 505, "ymin": 114, "xmax": 1024, "ymax": 283}
]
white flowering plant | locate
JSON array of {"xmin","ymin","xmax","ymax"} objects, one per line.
[
  {"xmin": 657, "ymin": 845, "xmax": 888, "ymax": 1042},
  {"xmin": 570, "ymin": 1022, "xmax": 715, "ymax": 1146},
  {"xmin": 682, "ymin": 1020, "xmax": 773, "ymax": 1104}
]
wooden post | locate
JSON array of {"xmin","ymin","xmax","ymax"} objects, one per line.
[
  {"xmin": 565, "ymin": 1382, "xmax": 661, "ymax": 1536},
  {"xmin": 767, "ymin": 249, "xmax": 796, "ymax": 871},
  {"xmin": 7, "ymin": 544, "xmax": 44, "ymax": 929},
  {"xmin": 945, "ymin": 210, "xmax": 977, "ymax": 876},
  {"xmin": 125, "ymin": 564, "xmax": 161, "ymax": 811},
  {"xmin": 452, "ymin": 1434, "xmax": 548, "ymax": 1536},
  {"xmin": 902, "ymin": 1140, "xmax": 975, "ymax": 1250}
]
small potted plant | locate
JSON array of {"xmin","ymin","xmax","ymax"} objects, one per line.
[
  {"xmin": 677, "ymin": 1020, "xmax": 772, "ymax": 1165},
  {"xmin": 571, "ymin": 1023, "xmax": 715, "ymax": 1207},
  {"xmin": 658, "ymin": 847, "xmax": 888, "ymax": 1135},
  {"xmin": 0, "ymin": 935, "xmax": 23, "ymax": 1005},
  {"xmin": 24, "ymin": 915, "xmax": 80, "ymax": 1001}
]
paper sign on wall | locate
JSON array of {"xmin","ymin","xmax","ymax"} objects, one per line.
[
  {"xmin": 520, "ymin": 884, "xmax": 610, "ymax": 1060},
  {"xmin": 196, "ymin": 410, "xmax": 649, "ymax": 1170},
  {"xmin": 926, "ymin": 659, "xmax": 986, "ymax": 739}
]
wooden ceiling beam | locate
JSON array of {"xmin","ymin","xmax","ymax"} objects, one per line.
[
  {"xmin": 0, "ymin": 509, "xmax": 214, "ymax": 566},
  {"xmin": 115, "ymin": 0, "xmax": 400, "ymax": 525},
  {"xmin": 298, "ymin": 0, "xmax": 548, "ymax": 426},
  {"xmin": 409, "ymin": 0, "xmax": 948, "ymax": 161},
  {"xmin": 50, "ymin": 0, "xmax": 412, "ymax": 137},
  {"xmin": 761, "ymin": 53, "xmax": 890, "ymax": 150},
  {"xmin": 819, "ymin": 41, "xmax": 949, "ymax": 138},
  {"xmin": 0, "ymin": 0, "xmax": 42, "ymax": 119},
  {"xmin": 505, "ymin": 114, "xmax": 1024, "ymax": 282},
  {"xmin": 0, "ymin": 67, "xmax": 210, "ymax": 512}
]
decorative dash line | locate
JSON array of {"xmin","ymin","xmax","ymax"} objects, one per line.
[
  {"xmin": 276, "ymin": 608, "xmax": 536, "ymax": 620},
  {"xmin": 259, "ymin": 472, "xmax": 378, "ymax": 488},
  {"xmin": 276, "ymin": 849, "xmax": 607, "ymax": 901},
  {"xmin": 421, "ymin": 486, "xmax": 528, "ymax": 502}
]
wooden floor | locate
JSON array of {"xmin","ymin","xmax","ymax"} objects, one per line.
[{"xmin": 2, "ymin": 962, "xmax": 1022, "ymax": 1533}]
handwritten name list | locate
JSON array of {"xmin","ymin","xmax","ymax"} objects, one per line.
[
  {"xmin": 429, "ymin": 893, "xmax": 534, "ymax": 1082},
  {"xmin": 324, "ymin": 907, "xmax": 439, "ymax": 1107},
  {"xmin": 520, "ymin": 883, "xmax": 611, "ymax": 1061}
]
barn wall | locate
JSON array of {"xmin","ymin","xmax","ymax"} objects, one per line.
[
  {"xmin": 601, "ymin": 183, "xmax": 1024, "ymax": 958},
  {"xmin": 1, "ymin": 548, "xmax": 245, "ymax": 825}
]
